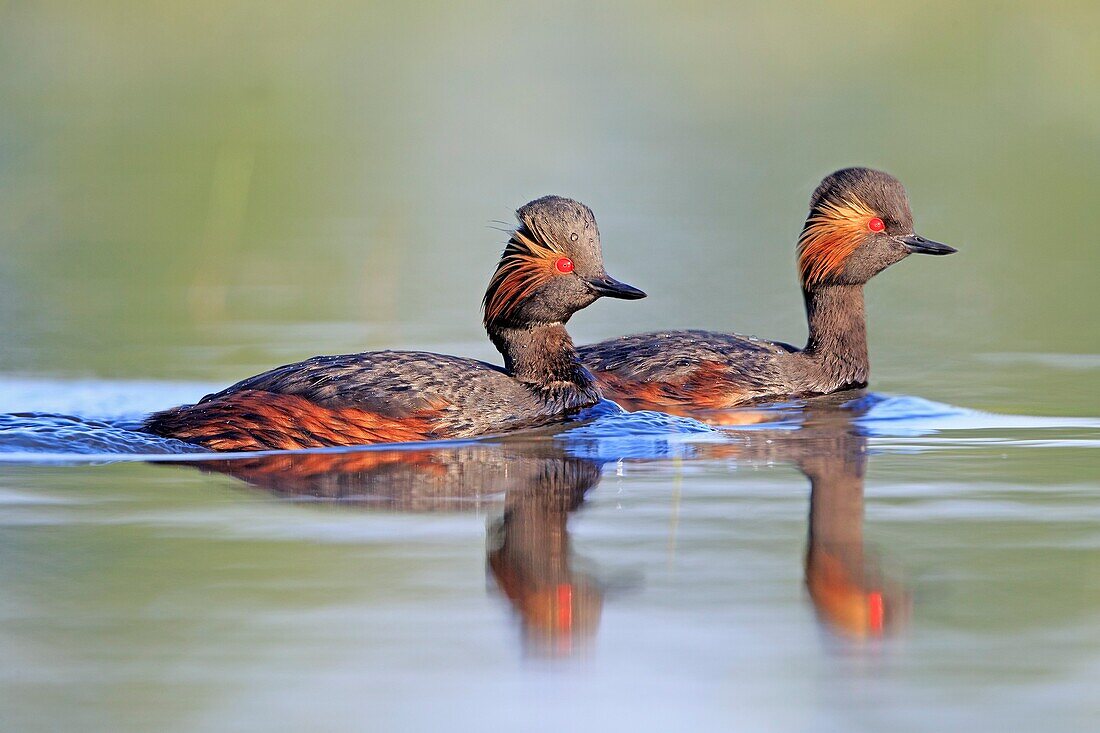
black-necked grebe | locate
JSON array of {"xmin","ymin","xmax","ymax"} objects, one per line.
[
  {"xmin": 145, "ymin": 196, "xmax": 644, "ymax": 450},
  {"xmin": 578, "ymin": 168, "xmax": 955, "ymax": 414}
]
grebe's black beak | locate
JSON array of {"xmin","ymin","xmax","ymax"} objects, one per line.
[
  {"xmin": 586, "ymin": 275, "xmax": 647, "ymax": 300},
  {"xmin": 902, "ymin": 234, "xmax": 957, "ymax": 256}
]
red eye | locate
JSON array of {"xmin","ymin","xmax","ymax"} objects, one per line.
[
  {"xmin": 868, "ymin": 217, "xmax": 886, "ymax": 232},
  {"xmin": 555, "ymin": 257, "xmax": 574, "ymax": 273}
]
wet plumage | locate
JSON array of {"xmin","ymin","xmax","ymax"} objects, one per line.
[
  {"xmin": 145, "ymin": 196, "xmax": 645, "ymax": 451},
  {"xmin": 579, "ymin": 168, "xmax": 956, "ymax": 415},
  {"xmin": 581, "ymin": 330, "xmax": 796, "ymax": 412},
  {"xmin": 146, "ymin": 352, "xmax": 590, "ymax": 450}
]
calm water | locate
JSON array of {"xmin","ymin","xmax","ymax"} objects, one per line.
[
  {"xmin": 3, "ymin": 1, "xmax": 1100, "ymax": 731},
  {"xmin": 2, "ymin": 384, "xmax": 1099, "ymax": 732}
]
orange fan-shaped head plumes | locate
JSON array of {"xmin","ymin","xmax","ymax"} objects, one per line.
[
  {"xmin": 482, "ymin": 195, "xmax": 644, "ymax": 329},
  {"xmin": 797, "ymin": 194, "xmax": 882, "ymax": 286},
  {"xmin": 483, "ymin": 225, "xmax": 568, "ymax": 326},
  {"xmin": 796, "ymin": 167, "xmax": 951, "ymax": 289}
]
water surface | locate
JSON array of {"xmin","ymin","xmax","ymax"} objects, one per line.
[
  {"xmin": 1, "ymin": 380, "xmax": 1098, "ymax": 732},
  {"xmin": 3, "ymin": 1, "xmax": 1100, "ymax": 731}
]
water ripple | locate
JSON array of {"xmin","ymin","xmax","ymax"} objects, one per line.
[
  {"xmin": 0, "ymin": 412, "xmax": 207, "ymax": 456},
  {"xmin": 1, "ymin": 378, "xmax": 1098, "ymax": 462},
  {"xmin": 560, "ymin": 401, "xmax": 725, "ymax": 460}
]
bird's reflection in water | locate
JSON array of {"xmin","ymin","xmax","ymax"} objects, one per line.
[
  {"xmin": 190, "ymin": 440, "xmax": 606, "ymax": 656},
  {"xmin": 698, "ymin": 393, "xmax": 911, "ymax": 640},
  {"xmin": 486, "ymin": 457, "xmax": 604, "ymax": 657},
  {"xmin": 801, "ymin": 398, "xmax": 910, "ymax": 640},
  {"xmin": 184, "ymin": 393, "xmax": 909, "ymax": 652},
  {"xmin": 802, "ymin": 423, "xmax": 911, "ymax": 641}
]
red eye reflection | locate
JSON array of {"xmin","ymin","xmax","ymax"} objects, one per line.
[
  {"xmin": 555, "ymin": 257, "xmax": 574, "ymax": 273},
  {"xmin": 868, "ymin": 217, "xmax": 886, "ymax": 232}
]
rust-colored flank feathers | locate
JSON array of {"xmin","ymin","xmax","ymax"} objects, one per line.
[
  {"xmin": 798, "ymin": 195, "xmax": 878, "ymax": 286},
  {"xmin": 150, "ymin": 390, "xmax": 442, "ymax": 452},
  {"xmin": 483, "ymin": 227, "xmax": 564, "ymax": 325},
  {"xmin": 144, "ymin": 194, "xmax": 644, "ymax": 452},
  {"xmin": 594, "ymin": 361, "xmax": 745, "ymax": 414}
]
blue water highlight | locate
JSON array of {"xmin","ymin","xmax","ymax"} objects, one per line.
[{"xmin": 0, "ymin": 377, "xmax": 1097, "ymax": 463}]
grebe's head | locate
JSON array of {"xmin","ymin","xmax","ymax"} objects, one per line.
[
  {"xmin": 483, "ymin": 195, "xmax": 645, "ymax": 329},
  {"xmin": 797, "ymin": 168, "xmax": 956, "ymax": 289}
]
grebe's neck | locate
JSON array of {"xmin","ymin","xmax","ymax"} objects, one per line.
[
  {"xmin": 487, "ymin": 321, "xmax": 596, "ymax": 393},
  {"xmin": 800, "ymin": 283, "xmax": 869, "ymax": 389}
]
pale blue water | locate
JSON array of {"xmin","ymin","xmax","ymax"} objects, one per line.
[{"xmin": 2, "ymin": 377, "xmax": 1099, "ymax": 731}]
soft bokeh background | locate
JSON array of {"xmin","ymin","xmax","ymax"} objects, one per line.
[
  {"xmin": 3, "ymin": 5, "xmax": 1100, "ymax": 733},
  {"xmin": 2, "ymin": 0, "xmax": 1098, "ymax": 415}
]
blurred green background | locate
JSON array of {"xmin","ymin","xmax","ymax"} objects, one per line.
[
  {"xmin": 1, "ymin": 0, "xmax": 1098, "ymax": 415},
  {"xmin": 3, "ymin": 6, "xmax": 1100, "ymax": 731}
]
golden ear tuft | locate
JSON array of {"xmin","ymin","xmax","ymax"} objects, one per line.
[
  {"xmin": 483, "ymin": 228, "xmax": 566, "ymax": 324},
  {"xmin": 797, "ymin": 196, "xmax": 879, "ymax": 286}
]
